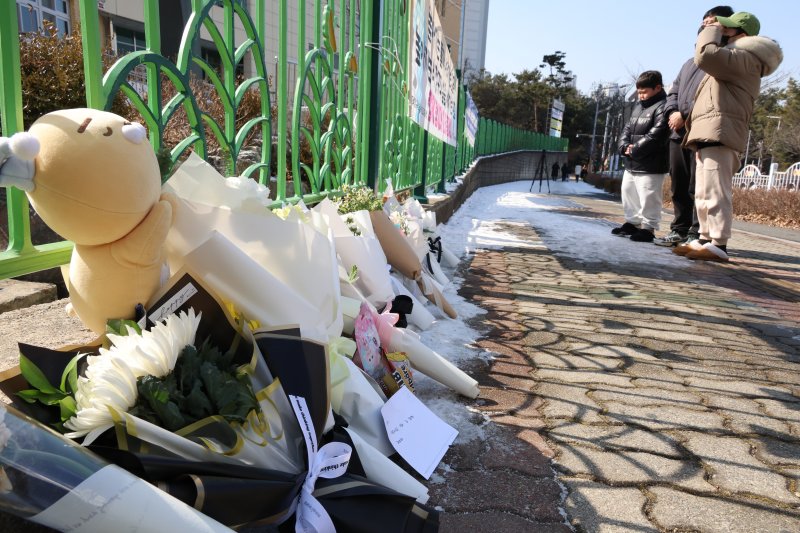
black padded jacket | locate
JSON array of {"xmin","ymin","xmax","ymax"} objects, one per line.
[
  {"xmin": 664, "ymin": 58, "xmax": 707, "ymax": 142},
  {"xmin": 619, "ymin": 89, "xmax": 670, "ymax": 174}
]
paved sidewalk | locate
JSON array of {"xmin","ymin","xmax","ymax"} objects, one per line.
[
  {"xmin": 432, "ymin": 190, "xmax": 800, "ymax": 532},
  {"xmin": 1, "ymin": 184, "xmax": 798, "ymax": 532}
]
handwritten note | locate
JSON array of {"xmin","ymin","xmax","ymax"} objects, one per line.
[
  {"xmin": 381, "ymin": 386, "xmax": 457, "ymax": 479},
  {"xmin": 149, "ymin": 282, "xmax": 198, "ymax": 323}
]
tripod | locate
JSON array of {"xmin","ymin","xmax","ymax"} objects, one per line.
[{"xmin": 529, "ymin": 149, "xmax": 550, "ymax": 193}]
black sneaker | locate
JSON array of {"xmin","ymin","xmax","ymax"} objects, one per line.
[
  {"xmin": 611, "ymin": 222, "xmax": 638, "ymax": 237},
  {"xmin": 630, "ymin": 228, "xmax": 655, "ymax": 242},
  {"xmin": 653, "ymin": 230, "xmax": 686, "ymax": 247}
]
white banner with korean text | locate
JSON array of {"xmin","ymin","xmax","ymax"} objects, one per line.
[
  {"xmin": 408, "ymin": 0, "xmax": 458, "ymax": 146},
  {"xmin": 464, "ymin": 90, "xmax": 478, "ymax": 147}
]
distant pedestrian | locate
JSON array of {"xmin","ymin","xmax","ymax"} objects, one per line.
[
  {"xmin": 677, "ymin": 11, "xmax": 783, "ymax": 262},
  {"xmin": 612, "ymin": 70, "xmax": 670, "ymax": 243},
  {"xmin": 551, "ymin": 162, "xmax": 560, "ymax": 179},
  {"xmin": 574, "ymin": 163, "xmax": 582, "ymax": 181},
  {"xmin": 561, "ymin": 162, "xmax": 569, "ymax": 181},
  {"xmin": 580, "ymin": 163, "xmax": 588, "ymax": 181},
  {"xmin": 655, "ymin": 5, "xmax": 734, "ymax": 248}
]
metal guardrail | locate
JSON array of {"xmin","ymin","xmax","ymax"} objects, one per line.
[
  {"xmin": 733, "ymin": 163, "xmax": 800, "ymax": 190},
  {"xmin": 1, "ymin": 0, "xmax": 567, "ymax": 280}
]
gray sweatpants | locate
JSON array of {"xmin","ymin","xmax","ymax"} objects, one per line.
[{"xmin": 621, "ymin": 170, "xmax": 667, "ymax": 231}]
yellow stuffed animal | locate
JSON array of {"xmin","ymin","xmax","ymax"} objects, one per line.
[{"xmin": 0, "ymin": 108, "xmax": 175, "ymax": 333}]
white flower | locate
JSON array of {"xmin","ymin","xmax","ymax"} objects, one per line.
[
  {"xmin": 64, "ymin": 309, "xmax": 202, "ymax": 443},
  {"xmin": 272, "ymin": 204, "xmax": 309, "ymax": 223},
  {"xmin": 0, "ymin": 408, "xmax": 10, "ymax": 453},
  {"xmin": 388, "ymin": 211, "xmax": 409, "ymax": 235},
  {"xmin": 0, "ymin": 408, "xmax": 13, "ymax": 493},
  {"xmin": 0, "ymin": 469, "xmax": 10, "ymax": 493}
]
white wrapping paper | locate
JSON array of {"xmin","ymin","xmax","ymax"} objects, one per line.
[
  {"xmin": 344, "ymin": 427, "xmax": 429, "ymax": 504},
  {"xmin": 423, "ymin": 251, "xmax": 451, "ymax": 288},
  {"xmin": 31, "ymin": 465, "xmax": 232, "ymax": 532},
  {"xmin": 179, "ymin": 232, "xmax": 328, "ymax": 342},
  {"xmin": 439, "ymin": 244, "xmax": 460, "ymax": 268},
  {"xmin": 165, "ymin": 155, "xmax": 342, "ymax": 343},
  {"xmin": 328, "ymin": 336, "xmax": 394, "ymax": 456},
  {"xmin": 314, "ymin": 199, "xmax": 394, "ymax": 309},
  {"xmin": 389, "ymin": 274, "xmax": 435, "ymax": 331},
  {"xmin": 365, "ymin": 302, "xmax": 478, "ymax": 399},
  {"xmin": 386, "ymin": 327, "xmax": 479, "ymax": 399}
]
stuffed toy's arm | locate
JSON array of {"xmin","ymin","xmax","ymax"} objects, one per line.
[
  {"xmin": 0, "ymin": 133, "xmax": 39, "ymax": 192},
  {"xmin": 111, "ymin": 192, "xmax": 177, "ymax": 268}
]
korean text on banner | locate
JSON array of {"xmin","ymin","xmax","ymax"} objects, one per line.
[
  {"xmin": 549, "ymin": 99, "xmax": 565, "ymax": 138},
  {"xmin": 408, "ymin": 0, "xmax": 458, "ymax": 146},
  {"xmin": 464, "ymin": 91, "xmax": 478, "ymax": 147}
]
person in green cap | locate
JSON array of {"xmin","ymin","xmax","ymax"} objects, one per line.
[{"xmin": 677, "ymin": 11, "xmax": 783, "ymax": 262}]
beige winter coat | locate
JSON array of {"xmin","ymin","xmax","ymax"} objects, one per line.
[{"xmin": 684, "ymin": 25, "xmax": 783, "ymax": 153}]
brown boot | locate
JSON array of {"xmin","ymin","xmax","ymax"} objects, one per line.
[
  {"xmin": 673, "ymin": 239, "xmax": 703, "ymax": 256},
  {"xmin": 686, "ymin": 243, "xmax": 730, "ymax": 262}
]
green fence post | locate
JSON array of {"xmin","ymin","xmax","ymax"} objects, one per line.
[
  {"xmin": 78, "ymin": 1, "xmax": 103, "ymax": 109},
  {"xmin": 414, "ymin": 130, "xmax": 429, "ymax": 203},
  {"xmin": 276, "ymin": 0, "xmax": 288, "ymax": 200},
  {"xmin": 0, "ymin": 0, "xmax": 33, "ymax": 256}
]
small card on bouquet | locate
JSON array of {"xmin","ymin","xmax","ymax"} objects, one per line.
[{"xmin": 380, "ymin": 386, "xmax": 457, "ymax": 479}]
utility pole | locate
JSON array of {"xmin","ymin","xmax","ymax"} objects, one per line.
[
  {"xmin": 589, "ymin": 86, "xmax": 601, "ymax": 173},
  {"xmin": 600, "ymin": 108, "xmax": 611, "ymax": 170}
]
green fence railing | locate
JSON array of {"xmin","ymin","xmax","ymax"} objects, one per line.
[{"xmin": 0, "ymin": 0, "xmax": 567, "ymax": 280}]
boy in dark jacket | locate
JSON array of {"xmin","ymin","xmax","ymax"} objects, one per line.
[{"xmin": 611, "ymin": 71, "xmax": 670, "ymax": 243}]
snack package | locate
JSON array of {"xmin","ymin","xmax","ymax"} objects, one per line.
[
  {"xmin": 384, "ymin": 351, "xmax": 415, "ymax": 394},
  {"xmin": 353, "ymin": 302, "xmax": 394, "ymax": 397}
]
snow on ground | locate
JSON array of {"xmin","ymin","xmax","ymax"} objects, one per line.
[
  {"xmin": 417, "ymin": 178, "xmax": 687, "ymax": 443},
  {"xmin": 438, "ymin": 179, "xmax": 690, "ymax": 267}
]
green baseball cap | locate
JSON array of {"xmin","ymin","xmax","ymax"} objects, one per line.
[{"xmin": 716, "ymin": 12, "xmax": 760, "ymax": 36}]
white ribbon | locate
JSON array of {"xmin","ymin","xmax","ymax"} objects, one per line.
[{"xmin": 289, "ymin": 395, "xmax": 352, "ymax": 533}]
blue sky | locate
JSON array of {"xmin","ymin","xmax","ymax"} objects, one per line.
[{"xmin": 484, "ymin": 1, "xmax": 798, "ymax": 95}]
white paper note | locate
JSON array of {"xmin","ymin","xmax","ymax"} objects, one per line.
[{"xmin": 380, "ymin": 387, "xmax": 457, "ymax": 479}]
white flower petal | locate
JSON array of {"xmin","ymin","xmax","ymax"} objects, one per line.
[{"xmin": 65, "ymin": 308, "xmax": 202, "ymax": 438}]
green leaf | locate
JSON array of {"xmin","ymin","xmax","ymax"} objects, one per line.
[
  {"xmin": 348, "ymin": 265, "xmax": 359, "ymax": 283},
  {"xmin": 19, "ymin": 354, "xmax": 60, "ymax": 394},
  {"xmin": 184, "ymin": 381, "xmax": 213, "ymax": 420},
  {"xmin": 16, "ymin": 389, "xmax": 44, "ymax": 403},
  {"xmin": 16, "ymin": 389, "xmax": 68, "ymax": 405},
  {"xmin": 106, "ymin": 319, "xmax": 142, "ymax": 337},
  {"xmin": 137, "ymin": 376, "xmax": 186, "ymax": 431},
  {"xmin": 59, "ymin": 395, "xmax": 77, "ymax": 420},
  {"xmin": 60, "ymin": 353, "xmax": 84, "ymax": 393},
  {"xmin": 176, "ymin": 344, "xmax": 201, "ymax": 394}
]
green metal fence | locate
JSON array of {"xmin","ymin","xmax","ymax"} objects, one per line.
[{"xmin": 0, "ymin": 0, "xmax": 567, "ymax": 280}]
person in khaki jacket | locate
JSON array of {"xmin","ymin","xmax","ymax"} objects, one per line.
[{"xmin": 676, "ymin": 12, "xmax": 783, "ymax": 262}]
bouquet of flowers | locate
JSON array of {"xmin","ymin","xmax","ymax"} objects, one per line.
[
  {"xmin": 164, "ymin": 158, "xmax": 424, "ymax": 477},
  {"xmin": 2, "ymin": 271, "xmax": 439, "ymax": 530}
]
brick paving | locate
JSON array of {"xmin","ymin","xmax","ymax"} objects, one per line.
[
  {"xmin": 1, "ymin": 185, "xmax": 799, "ymax": 532},
  {"xmin": 432, "ymin": 191, "xmax": 800, "ymax": 532}
]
